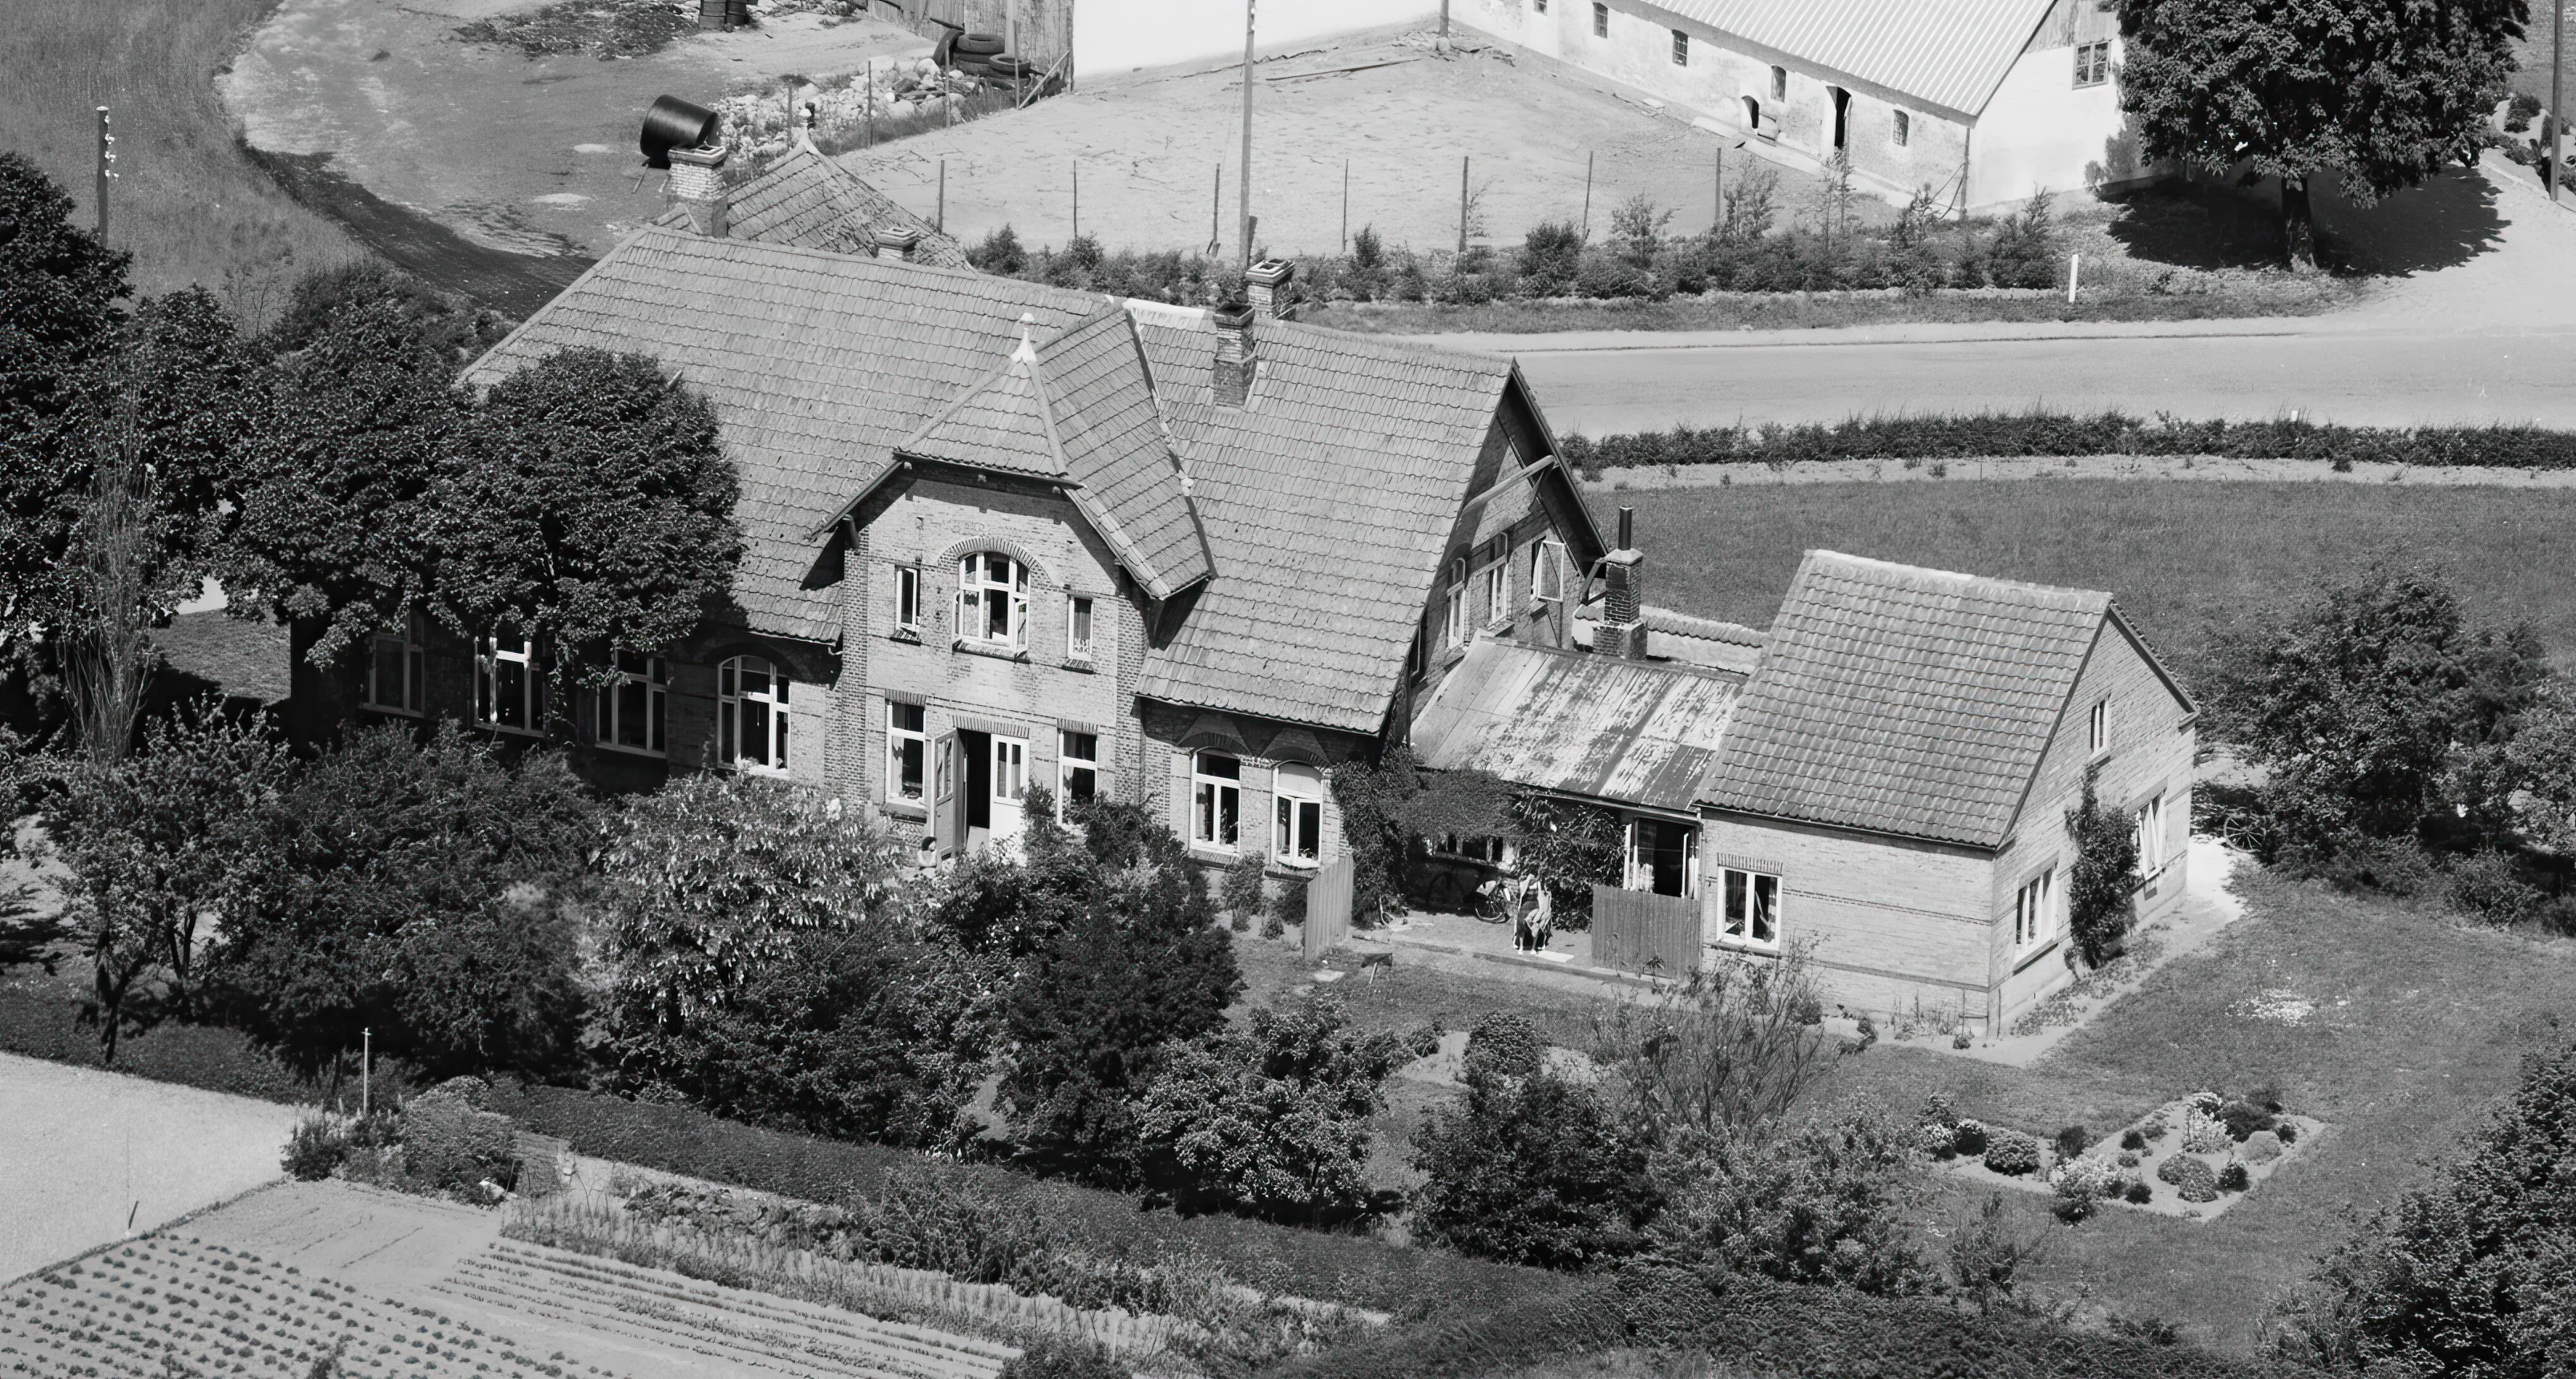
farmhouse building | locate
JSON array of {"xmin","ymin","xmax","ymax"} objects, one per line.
[{"xmin": 1456, "ymin": 0, "xmax": 2145, "ymax": 209}]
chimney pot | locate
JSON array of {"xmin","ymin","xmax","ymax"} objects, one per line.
[
  {"xmin": 1617, "ymin": 505, "xmax": 1634, "ymax": 551},
  {"xmin": 874, "ymin": 223, "xmax": 923, "ymax": 261},
  {"xmin": 1213, "ymin": 301, "xmax": 1256, "ymax": 408},
  {"xmin": 665, "ymin": 143, "xmax": 732, "ymax": 238},
  {"xmin": 1246, "ymin": 257, "xmax": 1297, "ymax": 320}
]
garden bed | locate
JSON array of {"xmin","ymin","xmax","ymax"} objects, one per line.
[{"xmin": 1924, "ymin": 1093, "xmax": 2321, "ymax": 1223}]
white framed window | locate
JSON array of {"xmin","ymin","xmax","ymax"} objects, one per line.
[
  {"xmin": 719, "ymin": 654, "xmax": 790, "ymax": 775},
  {"xmin": 2013, "ymin": 866, "xmax": 2057, "ymax": 951},
  {"xmin": 887, "ymin": 700, "xmax": 926, "ymax": 803},
  {"xmin": 1770, "ymin": 65, "xmax": 1787, "ymax": 101},
  {"xmin": 1480, "ymin": 546, "xmax": 1510, "ymax": 626},
  {"xmin": 1893, "ymin": 111, "xmax": 1911, "ymax": 147},
  {"xmin": 1068, "ymin": 594, "xmax": 1096, "ymax": 662},
  {"xmin": 2074, "ymin": 40, "xmax": 2110, "ymax": 87},
  {"xmin": 1192, "ymin": 750, "xmax": 1241, "ymax": 850},
  {"xmin": 595, "ymin": 651, "xmax": 667, "ymax": 756},
  {"xmin": 1718, "ymin": 867, "xmax": 1779, "ymax": 950},
  {"xmin": 1532, "ymin": 537, "xmax": 1565, "ymax": 603},
  {"xmin": 1273, "ymin": 761, "xmax": 1324, "ymax": 865},
  {"xmin": 1590, "ymin": 0, "xmax": 1606, "ymax": 36},
  {"xmin": 1670, "ymin": 28, "xmax": 1687, "ymax": 65},
  {"xmin": 1443, "ymin": 559, "xmax": 1469, "ymax": 650},
  {"xmin": 475, "ymin": 634, "xmax": 543, "ymax": 734},
  {"xmin": 1532, "ymin": 0, "xmax": 1544, "ymax": 11},
  {"xmin": 364, "ymin": 618, "xmax": 423, "ymax": 717},
  {"xmin": 2089, "ymin": 698, "xmax": 2110, "ymax": 755},
  {"xmin": 956, "ymin": 551, "xmax": 1028, "ymax": 650},
  {"xmin": 1626, "ymin": 817, "xmax": 1698, "ymax": 897},
  {"xmin": 894, "ymin": 565, "xmax": 922, "ymax": 637},
  {"xmin": 1059, "ymin": 729, "xmax": 1100, "ymax": 804},
  {"xmin": 2136, "ymin": 793, "xmax": 2166, "ymax": 877}
]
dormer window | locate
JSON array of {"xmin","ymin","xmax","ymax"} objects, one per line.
[{"xmin": 958, "ymin": 552, "xmax": 1028, "ymax": 650}]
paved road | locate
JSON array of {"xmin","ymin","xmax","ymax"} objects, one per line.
[{"xmin": 1428, "ymin": 157, "xmax": 2576, "ymax": 434}]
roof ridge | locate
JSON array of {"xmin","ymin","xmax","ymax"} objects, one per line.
[
  {"xmin": 630, "ymin": 222, "xmax": 1077, "ymax": 295},
  {"xmin": 1803, "ymin": 548, "xmax": 2112, "ymax": 607}
]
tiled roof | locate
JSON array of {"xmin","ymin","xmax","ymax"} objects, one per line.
[
  {"xmin": 650, "ymin": 143, "xmax": 970, "ymax": 267},
  {"xmin": 1129, "ymin": 307, "xmax": 1517, "ymax": 734},
  {"xmin": 461, "ymin": 228, "xmax": 1116, "ymax": 642},
  {"xmin": 1698, "ymin": 550, "xmax": 2110, "ymax": 848},
  {"xmin": 1657, "ymin": 0, "xmax": 2057, "ymax": 118},
  {"xmin": 899, "ymin": 307, "xmax": 1211, "ymax": 599},
  {"xmin": 1411, "ymin": 640, "xmax": 1741, "ymax": 813}
]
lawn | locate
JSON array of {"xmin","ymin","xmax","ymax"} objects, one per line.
[
  {"xmin": 3, "ymin": 0, "xmax": 356, "ymax": 312},
  {"xmin": 1601, "ymin": 480, "xmax": 2576, "ymax": 675}
]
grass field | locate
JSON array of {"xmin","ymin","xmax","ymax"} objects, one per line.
[
  {"xmin": 1601, "ymin": 480, "xmax": 2576, "ymax": 676},
  {"xmin": 4, "ymin": 0, "xmax": 356, "ymax": 310}
]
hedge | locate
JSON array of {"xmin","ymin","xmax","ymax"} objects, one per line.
[
  {"xmin": 1558, "ymin": 412, "xmax": 2576, "ymax": 476},
  {"xmin": 1258, "ymin": 1264, "xmax": 2293, "ymax": 1379},
  {"xmin": 482, "ymin": 1083, "xmax": 1558, "ymax": 1322}
]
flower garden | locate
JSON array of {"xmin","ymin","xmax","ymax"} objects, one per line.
[
  {"xmin": 1917, "ymin": 1091, "xmax": 2317, "ymax": 1222},
  {"xmin": 0, "ymin": 1236, "xmax": 618, "ymax": 1379}
]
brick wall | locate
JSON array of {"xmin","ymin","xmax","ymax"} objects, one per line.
[{"xmin": 1140, "ymin": 701, "xmax": 1374, "ymax": 881}]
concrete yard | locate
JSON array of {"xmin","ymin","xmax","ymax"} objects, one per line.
[{"xmin": 0, "ymin": 1052, "xmax": 301, "ymax": 1284}]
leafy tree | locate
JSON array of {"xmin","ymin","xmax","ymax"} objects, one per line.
[
  {"xmin": 1517, "ymin": 220, "xmax": 1587, "ymax": 295},
  {"xmin": 2203, "ymin": 565, "xmax": 2546, "ymax": 862},
  {"xmin": 1511, "ymin": 794, "xmax": 1625, "ymax": 929},
  {"xmin": 206, "ymin": 725, "xmax": 597, "ymax": 1079},
  {"xmin": 1133, "ymin": 991, "xmax": 1406, "ymax": 1222},
  {"xmin": 258, "ymin": 261, "xmax": 508, "ymax": 367},
  {"xmin": 1411, "ymin": 1051, "xmax": 1659, "ymax": 1268},
  {"xmin": 1643, "ymin": 1100, "xmax": 1936, "ymax": 1296},
  {"xmin": 2118, "ymin": 0, "xmax": 2526, "ymax": 264},
  {"xmin": 2279, "ymin": 1037, "xmax": 2576, "ymax": 1377},
  {"xmin": 1591, "ymin": 948, "xmax": 1833, "ymax": 1142},
  {"xmin": 2064, "ymin": 764, "xmax": 2142, "ymax": 967},
  {"xmin": 429, "ymin": 348, "xmax": 741, "ymax": 697},
  {"xmin": 2492, "ymin": 687, "xmax": 2576, "ymax": 856}
]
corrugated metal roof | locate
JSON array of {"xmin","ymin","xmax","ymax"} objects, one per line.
[
  {"xmin": 1411, "ymin": 639, "xmax": 1742, "ymax": 813},
  {"xmin": 1656, "ymin": 0, "xmax": 2057, "ymax": 118}
]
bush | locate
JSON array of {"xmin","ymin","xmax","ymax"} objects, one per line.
[
  {"xmin": 1649, "ymin": 1103, "xmax": 1937, "ymax": 1295},
  {"xmin": 2275, "ymin": 1119, "xmax": 2299, "ymax": 1145},
  {"xmin": 2049, "ymin": 1156, "xmax": 2122, "ymax": 1223},
  {"xmin": 2120, "ymin": 1128, "xmax": 2147, "ymax": 1151},
  {"xmin": 1461, "ymin": 1011, "xmax": 1544, "ymax": 1083},
  {"xmin": 1952, "ymin": 1119, "xmax": 1991, "ymax": 1157},
  {"xmin": 2508, "ymin": 92, "xmax": 2542, "ymax": 132},
  {"xmin": 2216, "ymin": 1099, "xmax": 2276, "ymax": 1141},
  {"xmin": 1222, "ymin": 852, "xmax": 1268, "ymax": 928},
  {"xmin": 2448, "ymin": 849, "xmax": 2542, "ymax": 925},
  {"xmin": 998, "ymin": 1342, "xmax": 1129, "ymax": 1379},
  {"xmin": 283, "ymin": 1114, "xmax": 349, "ymax": 1181},
  {"xmin": 2122, "ymin": 1179, "xmax": 2154, "ymax": 1204},
  {"xmin": 1411, "ymin": 1064, "xmax": 1657, "ymax": 1270},
  {"xmin": 2217, "ymin": 1162, "xmax": 2251, "ymax": 1192},
  {"xmin": 1983, "ymin": 1130, "xmax": 2043, "ymax": 1177},
  {"xmin": 401, "ymin": 1076, "xmax": 519, "ymax": 1196},
  {"xmin": 1404, "ymin": 1023, "xmax": 1443, "ymax": 1059},
  {"xmin": 2156, "ymin": 1154, "xmax": 2219, "ymax": 1202},
  {"xmin": 1516, "ymin": 220, "xmax": 1585, "ymax": 294},
  {"xmin": 2053, "ymin": 1124, "xmax": 2091, "ymax": 1159},
  {"xmin": 2064, "ymin": 766, "xmax": 2140, "ymax": 966}
]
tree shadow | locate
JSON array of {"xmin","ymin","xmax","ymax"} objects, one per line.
[
  {"xmin": 2312, "ymin": 167, "xmax": 2507, "ymax": 276},
  {"xmin": 2100, "ymin": 179, "xmax": 2296, "ymax": 270}
]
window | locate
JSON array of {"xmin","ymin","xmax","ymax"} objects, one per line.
[
  {"xmin": 364, "ymin": 619, "xmax": 423, "ymax": 716},
  {"xmin": 1718, "ymin": 868, "xmax": 1779, "ymax": 950},
  {"xmin": 894, "ymin": 565, "xmax": 922, "ymax": 637},
  {"xmin": 1892, "ymin": 110, "xmax": 1910, "ymax": 147},
  {"xmin": 1068, "ymin": 594, "xmax": 1096, "ymax": 661},
  {"xmin": 1274, "ymin": 762, "xmax": 1324, "ymax": 865},
  {"xmin": 956, "ymin": 551, "xmax": 1028, "ymax": 649},
  {"xmin": 1192, "ymin": 751, "xmax": 1242, "ymax": 849},
  {"xmin": 2074, "ymin": 39, "xmax": 2110, "ymax": 87},
  {"xmin": 1532, "ymin": 0, "xmax": 1544, "ymax": 12},
  {"xmin": 475, "ymin": 634, "xmax": 543, "ymax": 733},
  {"xmin": 1443, "ymin": 559, "xmax": 1469, "ymax": 650},
  {"xmin": 1770, "ymin": 65, "xmax": 1787, "ymax": 101},
  {"xmin": 1591, "ymin": 1, "xmax": 1606, "ymax": 37},
  {"xmin": 2136, "ymin": 793, "xmax": 2167, "ymax": 878},
  {"xmin": 595, "ymin": 651, "xmax": 667, "ymax": 755},
  {"xmin": 1670, "ymin": 28, "xmax": 1687, "ymax": 64},
  {"xmin": 1627, "ymin": 817, "xmax": 1698, "ymax": 897},
  {"xmin": 1058, "ymin": 730, "xmax": 1100, "ymax": 803},
  {"xmin": 2088, "ymin": 698, "xmax": 2110, "ymax": 755},
  {"xmin": 887, "ymin": 700, "xmax": 927, "ymax": 802},
  {"xmin": 719, "ymin": 655, "xmax": 790, "ymax": 775},
  {"xmin": 2013, "ymin": 867, "xmax": 2057, "ymax": 951},
  {"xmin": 1533, "ymin": 537, "xmax": 1566, "ymax": 603},
  {"xmin": 1480, "ymin": 546, "xmax": 1509, "ymax": 625}
]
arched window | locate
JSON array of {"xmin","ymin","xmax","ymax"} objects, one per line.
[
  {"xmin": 1274, "ymin": 762, "xmax": 1323, "ymax": 865},
  {"xmin": 719, "ymin": 655, "xmax": 790, "ymax": 774},
  {"xmin": 957, "ymin": 551, "xmax": 1028, "ymax": 649},
  {"xmin": 1192, "ymin": 749, "xmax": 1241, "ymax": 849}
]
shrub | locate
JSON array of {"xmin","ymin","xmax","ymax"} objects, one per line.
[
  {"xmin": 1462, "ymin": 1011, "xmax": 1545, "ymax": 1083},
  {"xmin": 1265, "ymin": 873, "xmax": 1306, "ymax": 938},
  {"xmin": 2217, "ymin": 1099, "xmax": 2276, "ymax": 1141},
  {"xmin": 1590, "ymin": 950, "xmax": 1833, "ymax": 1141},
  {"xmin": 1945, "ymin": 1193, "xmax": 2040, "ymax": 1312},
  {"xmin": 998, "ymin": 1342, "xmax": 1130, "ymax": 1379},
  {"xmin": 2217, "ymin": 1162, "xmax": 2251, "ymax": 1192},
  {"xmin": 2049, "ymin": 1156, "xmax": 2122, "ymax": 1222},
  {"xmin": 2275, "ymin": 1120, "xmax": 2299, "ymax": 1146},
  {"xmin": 1404, "ymin": 1022, "xmax": 1443, "ymax": 1059},
  {"xmin": 1516, "ymin": 220, "xmax": 1585, "ymax": 294},
  {"xmin": 1411, "ymin": 1064, "xmax": 1657, "ymax": 1269},
  {"xmin": 1646, "ymin": 1102, "xmax": 1936, "ymax": 1296},
  {"xmin": 2448, "ymin": 849, "xmax": 2542, "ymax": 925},
  {"xmin": 283, "ymin": 1114, "xmax": 349, "ymax": 1181},
  {"xmin": 2156, "ymin": 1154, "xmax": 2219, "ymax": 1202},
  {"xmin": 1952, "ymin": 1119, "xmax": 1991, "ymax": 1157},
  {"xmin": 2508, "ymin": 92, "xmax": 2542, "ymax": 132},
  {"xmin": 2122, "ymin": 1179, "xmax": 2154, "ymax": 1204},
  {"xmin": 402, "ymin": 1077, "xmax": 519, "ymax": 1196},
  {"xmin": 1508, "ymin": 794, "xmax": 1624, "ymax": 930},
  {"xmin": 2064, "ymin": 765, "xmax": 2140, "ymax": 966},
  {"xmin": 1983, "ymin": 1130, "xmax": 2043, "ymax": 1177},
  {"xmin": 2120, "ymin": 1128, "xmax": 2148, "ymax": 1151},
  {"xmin": 2053, "ymin": 1124, "xmax": 2091, "ymax": 1159}
]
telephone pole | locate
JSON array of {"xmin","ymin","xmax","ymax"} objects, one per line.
[
  {"xmin": 95, "ymin": 107, "xmax": 115, "ymax": 240},
  {"xmin": 1238, "ymin": 0, "xmax": 1256, "ymax": 268},
  {"xmin": 2554, "ymin": 0, "xmax": 2566, "ymax": 201}
]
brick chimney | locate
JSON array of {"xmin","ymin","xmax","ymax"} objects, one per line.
[
  {"xmin": 666, "ymin": 143, "xmax": 731, "ymax": 238},
  {"xmin": 873, "ymin": 224, "xmax": 923, "ymax": 261},
  {"xmin": 1246, "ymin": 257, "xmax": 1297, "ymax": 320},
  {"xmin": 1213, "ymin": 301, "xmax": 1255, "ymax": 408},
  {"xmin": 1599, "ymin": 506, "xmax": 1649, "ymax": 660}
]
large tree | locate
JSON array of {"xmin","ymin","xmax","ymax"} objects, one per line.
[{"xmin": 2119, "ymin": 0, "xmax": 2526, "ymax": 264}]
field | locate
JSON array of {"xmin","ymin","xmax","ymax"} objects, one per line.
[
  {"xmin": 1, "ymin": 0, "xmax": 356, "ymax": 308},
  {"xmin": 1598, "ymin": 479, "xmax": 2576, "ymax": 674}
]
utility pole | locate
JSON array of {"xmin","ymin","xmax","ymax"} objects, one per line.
[
  {"xmin": 1440, "ymin": 0, "xmax": 1450, "ymax": 36},
  {"xmin": 1341, "ymin": 159, "xmax": 1350, "ymax": 254},
  {"xmin": 95, "ymin": 107, "xmax": 114, "ymax": 240},
  {"xmin": 361, "ymin": 1027, "xmax": 372, "ymax": 1118},
  {"xmin": 2555, "ymin": 0, "xmax": 2566, "ymax": 202},
  {"xmin": 1238, "ymin": 0, "xmax": 1256, "ymax": 268},
  {"xmin": 937, "ymin": 158, "xmax": 947, "ymax": 232},
  {"xmin": 1582, "ymin": 149, "xmax": 1593, "ymax": 237},
  {"xmin": 1714, "ymin": 143, "xmax": 1722, "ymax": 233},
  {"xmin": 1072, "ymin": 160, "xmax": 1080, "ymax": 238},
  {"xmin": 1210, "ymin": 163, "xmax": 1222, "ymax": 256},
  {"xmin": 1457, "ymin": 155, "xmax": 1470, "ymax": 256}
]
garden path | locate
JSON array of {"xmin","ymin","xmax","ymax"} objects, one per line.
[{"xmin": 0, "ymin": 1052, "xmax": 301, "ymax": 1284}]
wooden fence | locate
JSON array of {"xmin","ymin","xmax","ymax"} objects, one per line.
[
  {"xmin": 877, "ymin": 0, "xmax": 1072, "ymax": 69},
  {"xmin": 1302, "ymin": 858, "xmax": 1355, "ymax": 961},
  {"xmin": 1590, "ymin": 884, "xmax": 1702, "ymax": 978}
]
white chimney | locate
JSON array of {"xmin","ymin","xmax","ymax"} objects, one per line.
[{"xmin": 666, "ymin": 144, "xmax": 731, "ymax": 238}]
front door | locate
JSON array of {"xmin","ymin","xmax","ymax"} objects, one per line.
[{"xmin": 989, "ymin": 735, "xmax": 1028, "ymax": 841}]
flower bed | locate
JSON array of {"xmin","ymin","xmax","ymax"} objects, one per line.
[
  {"xmin": 1916, "ymin": 1091, "xmax": 2318, "ymax": 1222},
  {"xmin": 0, "ymin": 1236, "xmax": 608, "ymax": 1378}
]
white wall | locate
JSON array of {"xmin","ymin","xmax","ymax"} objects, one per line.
[
  {"xmin": 1968, "ymin": 37, "xmax": 2126, "ymax": 210},
  {"xmin": 1074, "ymin": 0, "xmax": 1441, "ymax": 79}
]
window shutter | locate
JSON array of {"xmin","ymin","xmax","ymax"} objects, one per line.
[{"xmin": 1168, "ymin": 750, "xmax": 1190, "ymax": 840}]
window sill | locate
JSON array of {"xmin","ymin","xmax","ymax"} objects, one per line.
[
  {"xmin": 954, "ymin": 639, "xmax": 1029, "ymax": 663},
  {"xmin": 1063, "ymin": 655, "xmax": 1098, "ymax": 673},
  {"xmin": 1274, "ymin": 854, "xmax": 1322, "ymax": 872},
  {"xmin": 361, "ymin": 704, "xmax": 423, "ymax": 720},
  {"xmin": 1708, "ymin": 937, "xmax": 1780, "ymax": 958},
  {"xmin": 2011, "ymin": 937, "xmax": 2061, "ymax": 974},
  {"xmin": 725, "ymin": 764, "xmax": 793, "ymax": 780},
  {"xmin": 1189, "ymin": 844, "xmax": 1242, "ymax": 865},
  {"xmin": 478, "ymin": 724, "xmax": 547, "ymax": 739},
  {"xmin": 882, "ymin": 799, "xmax": 929, "ymax": 821},
  {"xmin": 890, "ymin": 627, "xmax": 923, "ymax": 644}
]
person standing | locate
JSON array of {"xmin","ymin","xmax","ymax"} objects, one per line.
[{"xmin": 1529, "ymin": 873, "xmax": 1554, "ymax": 952}]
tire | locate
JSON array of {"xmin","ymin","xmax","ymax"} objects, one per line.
[
  {"xmin": 986, "ymin": 55, "xmax": 1034, "ymax": 77},
  {"xmin": 954, "ymin": 32, "xmax": 1004, "ymax": 54}
]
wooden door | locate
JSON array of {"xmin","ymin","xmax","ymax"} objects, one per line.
[{"xmin": 932, "ymin": 733, "xmax": 962, "ymax": 858}]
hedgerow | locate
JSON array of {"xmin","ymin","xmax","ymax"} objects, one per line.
[{"xmin": 1557, "ymin": 412, "xmax": 2576, "ymax": 475}]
